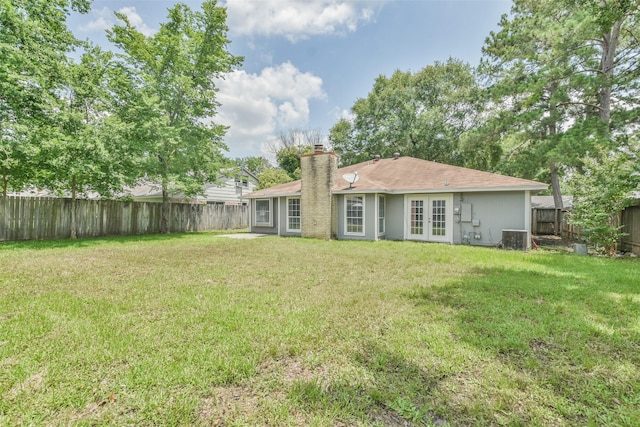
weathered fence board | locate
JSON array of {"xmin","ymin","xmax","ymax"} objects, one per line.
[
  {"xmin": 621, "ymin": 205, "xmax": 640, "ymax": 255},
  {"xmin": 0, "ymin": 196, "xmax": 248, "ymax": 241},
  {"xmin": 531, "ymin": 208, "xmax": 564, "ymax": 236}
]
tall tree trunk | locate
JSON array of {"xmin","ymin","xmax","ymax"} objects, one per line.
[
  {"xmin": 549, "ymin": 161, "xmax": 564, "ymax": 210},
  {"xmin": 70, "ymin": 175, "xmax": 77, "ymax": 239},
  {"xmin": 546, "ymin": 84, "xmax": 564, "ymax": 212},
  {"xmin": 598, "ymin": 19, "xmax": 622, "ymax": 126},
  {"xmin": 2, "ymin": 174, "xmax": 7, "ymax": 197},
  {"xmin": 549, "ymin": 160, "xmax": 564, "ymax": 236}
]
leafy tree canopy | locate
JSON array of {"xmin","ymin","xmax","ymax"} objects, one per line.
[
  {"xmin": 108, "ymin": 0, "xmax": 242, "ymax": 232},
  {"xmin": 329, "ymin": 58, "xmax": 487, "ymax": 167},
  {"xmin": 256, "ymin": 168, "xmax": 293, "ymax": 190},
  {"xmin": 0, "ymin": 0, "xmax": 92, "ymax": 195},
  {"xmin": 480, "ymin": 0, "xmax": 640, "ymax": 207}
]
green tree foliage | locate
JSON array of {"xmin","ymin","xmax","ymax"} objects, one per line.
[
  {"xmin": 40, "ymin": 47, "xmax": 135, "ymax": 238},
  {"xmin": 267, "ymin": 129, "xmax": 318, "ymax": 179},
  {"xmin": 256, "ymin": 168, "xmax": 293, "ymax": 190},
  {"xmin": 109, "ymin": 0, "xmax": 242, "ymax": 233},
  {"xmin": 0, "ymin": 0, "xmax": 91, "ymax": 195},
  {"xmin": 234, "ymin": 156, "xmax": 271, "ymax": 176},
  {"xmin": 329, "ymin": 58, "xmax": 486, "ymax": 167},
  {"xmin": 480, "ymin": 0, "xmax": 640, "ymax": 208},
  {"xmin": 276, "ymin": 145, "xmax": 313, "ymax": 179},
  {"xmin": 569, "ymin": 141, "xmax": 640, "ymax": 254}
]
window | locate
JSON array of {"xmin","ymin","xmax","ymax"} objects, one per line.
[
  {"xmin": 287, "ymin": 197, "xmax": 301, "ymax": 232},
  {"xmin": 234, "ymin": 177, "xmax": 249, "ymax": 187},
  {"xmin": 378, "ymin": 195, "xmax": 385, "ymax": 235},
  {"xmin": 254, "ymin": 199, "xmax": 272, "ymax": 226},
  {"xmin": 431, "ymin": 199, "xmax": 446, "ymax": 236},
  {"xmin": 345, "ymin": 195, "xmax": 365, "ymax": 235},
  {"xmin": 410, "ymin": 200, "xmax": 424, "ymax": 235}
]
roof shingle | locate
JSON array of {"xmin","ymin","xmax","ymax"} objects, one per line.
[{"xmin": 246, "ymin": 156, "xmax": 547, "ymax": 198}]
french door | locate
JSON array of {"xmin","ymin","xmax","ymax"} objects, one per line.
[{"xmin": 406, "ymin": 194, "xmax": 453, "ymax": 243}]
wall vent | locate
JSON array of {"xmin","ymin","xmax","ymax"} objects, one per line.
[{"xmin": 502, "ymin": 229, "xmax": 528, "ymax": 251}]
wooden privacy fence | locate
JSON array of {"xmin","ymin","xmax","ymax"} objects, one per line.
[
  {"xmin": 531, "ymin": 207, "xmax": 566, "ymax": 236},
  {"xmin": 621, "ymin": 205, "xmax": 640, "ymax": 255},
  {"xmin": 0, "ymin": 196, "xmax": 248, "ymax": 241}
]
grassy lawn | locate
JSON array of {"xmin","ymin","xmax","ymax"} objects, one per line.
[{"xmin": 1, "ymin": 234, "xmax": 638, "ymax": 426}]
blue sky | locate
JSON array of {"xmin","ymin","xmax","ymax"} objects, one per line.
[{"xmin": 68, "ymin": 0, "xmax": 512, "ymax": 160}]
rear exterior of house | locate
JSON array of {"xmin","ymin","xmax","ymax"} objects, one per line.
[{"xmin": 246, "ymin": 146, "xmax": 547, "ymax": 248}]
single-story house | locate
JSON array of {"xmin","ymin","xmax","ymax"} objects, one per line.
[
  {"xmin": 244, "ymin": 145, "xmax": 548, "ymax": 248},
  {"xmin": 130, "ymin": 168, "xmax": 258, "ymax": 205}
]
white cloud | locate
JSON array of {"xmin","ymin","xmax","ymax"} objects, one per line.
[
  {"xmin": 223, "ymin": 0, "xmax": 377, "ymax": 41},
  {"xmin": 78, "ymin": 6, "xmax": 155, "ymax": 36},
  {"xmin": 78, "ymin": 7, "xmax": 114, "ymax": 33},
  {"xmin": 214, "ymin": 62, "xmax": 326, "ymax": 158},
  {"xmin": 337, "ymin": 108, "xmax": 355, "ymax": 122},
  {"xmin": 117, "ymin": 7, "xmax": 155, "ymax": 37}
]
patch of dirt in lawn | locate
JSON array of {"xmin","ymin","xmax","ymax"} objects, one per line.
[
  {"xmin": 200, "ymin": 356, "xmax": 325, "ymax": 426},
  {"xmin": 5, "ymin": 369, "xmax": 46, "ymax": 399},
  {"xmin": 370, "ymin": 407, "xmax": 416, "ymax": 426},
  {"xmin": 263, "ymin": 356, "xmax": 330, "ymax": 385},
  {"xmin": 71, "ymin": 395, "xmax": 115, "ymax": 423},
  {"xmin": 201, "ymin": 386, "xmax": 261, "ymax": 426}
]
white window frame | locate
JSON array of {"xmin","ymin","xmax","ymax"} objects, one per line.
[
  {"xmin": 345, "ymin": 194, "xmax": 365, "ymax": 236},
  {"xmin": 378, "ymin": 195, "xmax": 386, "ymax": 236},
  {"xmin": 286, "ymin": 197, "xmax": 301, "ymax": 232},
  {"xmin": 254, "ymin": 198, "xmax": 272, "ymax": 227}
]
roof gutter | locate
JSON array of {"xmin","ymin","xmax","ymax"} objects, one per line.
[
  {"xmin": 244, "ymin": 191, "xmax": 302, "ymax": 199},
  {"xmin": 331, "ymin": 185, "xmax": 548, "ymax": 195}
]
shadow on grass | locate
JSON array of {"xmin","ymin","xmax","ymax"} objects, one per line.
[
  {"xmin": 409, "ymin": 262, "xmax": 640, "ymax": 424},
  {"xmin": 0, "ymin": 231, "xmax": 206, "ymax": 251},
  {"xmin": 286, "ymin": 343, "xmax": 449, "ymax": 426}
]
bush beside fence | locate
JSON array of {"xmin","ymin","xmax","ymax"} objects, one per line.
[{"xmin": 0, "ymin": 196, "xmax": 248, "ymax": 241}]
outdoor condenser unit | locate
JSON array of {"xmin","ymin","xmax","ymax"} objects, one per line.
[{"xmin": 502, "ymin": 229, "xmax": 528, "ymax": 251}]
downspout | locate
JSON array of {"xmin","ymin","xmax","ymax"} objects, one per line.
[
  {"xmin": 277, "ymin": 197, "xmax": 281, "ymax": 236},
  {"xmin": 524, "ymin": 190, "xmax": 532, "ymax": 249},
  {"xmin": 374, "ymin": 193, "xmax": 379, "ymax": 240}
]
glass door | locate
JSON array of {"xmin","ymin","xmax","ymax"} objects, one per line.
[{"xmin": 406, "ymin": 195, "xmax": 452, "ymax": 242}]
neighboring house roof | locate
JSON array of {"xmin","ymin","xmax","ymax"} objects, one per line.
[
  {"xmin": 246, "ymin": 156, "xmax": 547, "ymax": 198},
  {"xmin": 531, "ymin": 195, "xmax": 574, "ymax": 210},
  {"xmin": 128, "ymin": 168, "xmax": 258, "ymax": 203},
  {"xmin": 128, "ymin": 182, "xmax": 207, "ymax": 203}
]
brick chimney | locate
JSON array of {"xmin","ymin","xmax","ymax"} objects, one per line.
[{"xmin": 300, "ymin": 145, "xmax": 338, "ymax": 239}]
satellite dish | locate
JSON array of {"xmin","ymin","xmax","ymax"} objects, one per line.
[{"xmin": 342, "ymin": 172, "xmax": 359, "ymax": 189}]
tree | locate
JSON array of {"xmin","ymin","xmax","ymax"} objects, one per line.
[
  {"xmin": 109, "ymin": 0, "xmax": 242, "ymax": 233},
  {"xmin": 480, "ymin": 0, "xmax": 640, "ymax": 209},
  {"xmin": 568, "ymin": 140, "xmax": 640, "ymax": 254},
  {"xmin": 267, "ymin": 129, "xmax": 318, "ymax": 179},
  {"xmin": 39, "ymin": 46, "xmax": 135, "ymax": 238},
  {"xmin": 329, "ymin": 59, "xmax": 485, "ymax": 167},
  {"xmin": 1, "ymin": 0, "xmax": 92, "ymax": 195},
  {"xmin": 256, "ymin": 168, "xmax": 293, "ymax": 190},
  {"xmin": 234, "ymin": 156, "xmax": 271, "ymax": 176}
]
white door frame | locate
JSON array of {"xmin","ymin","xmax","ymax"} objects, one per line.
[{"xmin": 404, "ymin": 194, "xmax": 453, "ymax": 243}]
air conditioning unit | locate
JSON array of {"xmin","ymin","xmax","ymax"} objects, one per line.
[{"xmin": 502, "ymin": 229, "xmax": 528, "ymax": 251}]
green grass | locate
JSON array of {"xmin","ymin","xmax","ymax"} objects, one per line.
[{"xmin": 1, "ymin": 234, "xmax": 638, "ymax": 426}]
